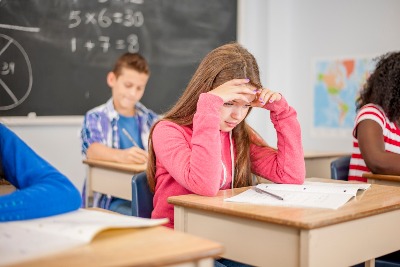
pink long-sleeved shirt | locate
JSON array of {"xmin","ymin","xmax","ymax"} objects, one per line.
[{"xmin": 151, "ymin": 93, "xmax": 305, "ymax": 228}]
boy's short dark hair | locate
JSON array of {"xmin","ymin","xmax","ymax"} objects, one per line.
[{"xmin": 112, "ymin": 53, "xmax": 150, "ymax": 77}]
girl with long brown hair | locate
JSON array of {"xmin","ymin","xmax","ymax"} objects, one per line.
[{"xmin": 147, "ymin": 43, "xmax": 305, "ymax": 230}]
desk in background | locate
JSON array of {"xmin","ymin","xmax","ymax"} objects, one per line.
[
  {"xmin": 82, "ymin": 151, "xmax": 349, "ymax": 205},
  {"xmin": 9, "ymin": 219, "xmax": 223, "ymax": 267},
  {"xmin": 83, "ymin": 159, "xmax": 146, "ymax": 207},
  {"xmin": 169, "ymin": 179, "xmax": 400, "ymax": 267},
  {"xmin": 304, "ymin": 151, "xmax": 350, "ymax": 178},
  {"xmin": 363, "ymin": 172, "xmax": 400, "ymax": 187}
]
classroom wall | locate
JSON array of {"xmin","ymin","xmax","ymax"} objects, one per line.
[
  {"xmin": 3, "ymin": 117, "xmax": 85, "ymax": 192},
  {"xmin": 243, "ymin": 0, "xmax": 400, "ymax": 151},
  {"xmin": 4, "ymin": 0, "xmax": 400, "ymax": 191}
]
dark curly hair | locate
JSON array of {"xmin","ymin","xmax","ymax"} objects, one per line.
[{"xmin": 356, "ymin": 51, "xmax": 400, "ymax": 124}]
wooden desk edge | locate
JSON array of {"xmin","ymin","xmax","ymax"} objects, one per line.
[
  {"xmin": 304, "ymin": 151, "xmax": 350, "ymax": 159},
  {"xmin": 363, "ymin": 172, "xmax": 400, "ymax": 182},
  {"xmin": 82, "ymin": 159, "xmax": 146, "ymax": 173},
  {"xmin": 169, "ymin": 184, "xmax": 400, "ymax": 230}
]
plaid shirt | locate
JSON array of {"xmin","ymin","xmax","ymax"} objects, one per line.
[{"xmin": 81, "ymin": 98, "xmax": 159, "ymax": 208}]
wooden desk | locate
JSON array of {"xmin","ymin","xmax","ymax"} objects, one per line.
[
  {"xmin": 169, "ymin": 179, "xmax": 400, "ymax": 267},
  {"xmin": 83, "ymin": 159, "xmax": 146, "ymax": 207},
  {"xmin": 9, "ymin": 225, "xmax": 223, "ymax": 267},
  {"xmin": 363, "ymin": 172, "xmax": 400, "ymax": 187},
  {"xmin": 304, "ymin": 151, "xmax": 350, "ymax": 178}
]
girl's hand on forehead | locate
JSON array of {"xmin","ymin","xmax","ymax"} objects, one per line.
[
  {"xmin": 208, "ymin": 79, "xmax": 256, "ymax": 103},
  {"xmin": 251, "ymin": 88, "xmax": 282, "ymax": 107}
]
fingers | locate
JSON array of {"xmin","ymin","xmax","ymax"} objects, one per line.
[
  {"xmin": 253, "ymin": 88, "xmax": 282, "ymax": 106},
  {"xmin": 126, "ymin": 147, "xmax": 148, "ymax": 164},
  {"xmin": 208, "ymin": 79, "xmax": 256, "ymax": 103},
  {"xmin": 228, "ymin": 79, "xmax": 257, "ymax": 95},
  {"xmin": 232, "ymin": 86, "xmax": 257, "ymax": 96},
  {"xmin": 208, "ymin": 78, "xmax": 283, "ymax": 107}
]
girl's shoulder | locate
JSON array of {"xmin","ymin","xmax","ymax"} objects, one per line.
[
  {"xmin": 154, "ymin": 120, "xmax": 193, "ymax": 135},
  {"xmin": 155, "ymin": 120, "xmax": 180, "ymax": 129},
  {"xmin": 359, "ymin": 103, "xmax": 384, "ymax": 113},
  {"xmin": 358, "ymin": 103, "xmax": 387, "ymax": 119},
  {"xmin": 355, "ymin": 104, "xmax": 389, "ymax": 129}
]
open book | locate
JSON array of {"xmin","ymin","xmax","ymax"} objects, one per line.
[
  {"xmin": 224, "ymin": 181, "xmax": 370, "ymax": 209},
  {"xmin": 0, "ymin": 209, "xmax": 168, "ymax": 266}
]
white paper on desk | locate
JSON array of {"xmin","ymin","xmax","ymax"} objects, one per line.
[
  {"xmin": 225, "ymin": 181, "xmax": 370, "ymax": 210},
  {"xmin": 225, "ymin": 188, "xmax": 354, "ymax": 209},
  {"xmin": 257, "ymin": 181, "xmax": 370, "ymax": 197},
  {"xmin": 303, "ymin": 181, "xmax": 371, "ymax": 191},
  {"xmin": 0, "ymin": 209, "xmax": 168, "ymax": 266}
]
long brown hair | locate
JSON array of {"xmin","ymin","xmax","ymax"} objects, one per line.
[{"xmin": 147, "ymin": 43, "xmax": 268, "ymax": 191}]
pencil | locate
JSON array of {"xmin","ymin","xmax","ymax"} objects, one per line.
[
  {"xmin": 254, "ymin": 187, "xmax": 285, "ymax": 201},
  {"xmin": 121, "ymin": 128, "xmax": 139, "ymax": 148}
]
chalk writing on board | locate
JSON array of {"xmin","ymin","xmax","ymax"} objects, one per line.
[
  {"xmin": 68, "ymin": 4, "xmax": 143, "ymax": 53},
  {"xmin": 0, "ymin": 1, "xmax": 146, "ymax": 111},
  {"xmin": 70, "ymin": 34, "xmax": 139, "ymax": 53},
  {"xmin": 0, "ymin": 34, "xmax": 33, "ymax": 111}
]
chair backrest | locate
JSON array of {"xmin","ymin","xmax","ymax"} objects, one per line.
[
  {"xmin": 330, "ymin": 155, "xmax": 351, "ymax": 181},
  {"xmin": 131, "ymin": 172, "xmax": 154, "ymax": 218}
]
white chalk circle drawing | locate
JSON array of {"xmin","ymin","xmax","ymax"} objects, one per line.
[{"xmin": 0, "ymin": 34, "xmax": 33, "ymax": 110}]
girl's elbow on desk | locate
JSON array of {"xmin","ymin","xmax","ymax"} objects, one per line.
[
  {"xmin": 192, "ymin": 187, "xmax": 220, "ymax": 197},
  {"xmin": 277, "ymin": 170, "xmax": 305, "ymax": 185},
  {"xmin": 290, "ymin": 168, "xmax": 306, "ymax": 184},
  {"xmin": 188, "ymin": 183, "xmax": 220, "ymax": 197}
]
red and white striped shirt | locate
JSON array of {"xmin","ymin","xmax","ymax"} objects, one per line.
[{"xmin": 348, "ymin": 104, "xmax": 400, "ymax": 182}]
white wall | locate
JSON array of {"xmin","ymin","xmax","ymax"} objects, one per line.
[
  {"xmin": 241, "ymin": 0, "xmax": 400, "ymax": 151},
  {"xmin": 3, "ymin": 0, "xmax": 400, "ymax": 188},
  {"xmin": 289, "ymin": 0, "xmax": 400, "ymax": 151},
  {"xmin": 2, "ymin": 117, "xmax": 85, "ymax": 193},
  {"xmin": 239, "ymin": 0, "xmax": 294, "ymax": 146}
]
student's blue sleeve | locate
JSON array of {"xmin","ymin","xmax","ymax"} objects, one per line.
[{"xmin": 0, "ymin": 124, "xmax": 81, "ymax": 221}]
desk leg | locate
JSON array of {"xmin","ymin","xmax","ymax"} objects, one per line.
[
  {"xmin": 85, "ymin": 165, "xmax": 92, "ymax": 208},
  {"xmin": 174, "ymin": 206, "xmax": 187, "ymax": 231},
  {"xmin": 365, "ymin": 259, "xmax": 375, "ymax": 267},
  {"xmin": 195, "ymin": 258, "xmax": 213, "ymax": 267},
  {"xmin": 173, "ymin": 258, "xmax": 213, "ymax": 267}
]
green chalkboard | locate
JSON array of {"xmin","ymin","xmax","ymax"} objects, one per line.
[{"xmin": 0, "ymin": 0, "xmax": 237, "ymax": 116}]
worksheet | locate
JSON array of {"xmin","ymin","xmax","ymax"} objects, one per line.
[
  {"xmin": 224, "ymin": 181, "xmax": 370, "ymax": 209},
  {"xmin": 0, "ymin": 209, "xmax": 168, "ymax": 265}
]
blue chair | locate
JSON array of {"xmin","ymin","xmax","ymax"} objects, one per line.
[
  {"xmin": 131, "ymin": 172, "xmax": 154, "ymax": 218},
  {"xmin": 330, "ymin": 155, "xmax": 351, "ymax": 180},
  {"xmin": 330, "ymin": 156, "xmax": 400, "ymax": 267},
  {"xmin": 376, "ymin": 252, "xmax": 400, "ymax": 267}
]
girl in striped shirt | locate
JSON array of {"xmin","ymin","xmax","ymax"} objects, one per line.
[{"xmin": 349, "ymin": 51, "xmax": 400, "ymax": 182}]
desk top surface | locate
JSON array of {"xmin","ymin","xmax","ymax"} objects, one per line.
[
  {"xmin": 169, "ymin": 178, "xmax": 400, "ymax": 230},
  {"xmin": 83, "ymin": 159, "xmax": 146, "ymax": 173},
  {"xmin": 303, "ymin": 151, "xmax": 350, "ymax": 159},
  {"xmin": 10, "ymin": 226, "xmax": 223, "ymax": 267},
  {"xmin": 363, "ymin": 172, "xmax": 400, "ymax": 182}
]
